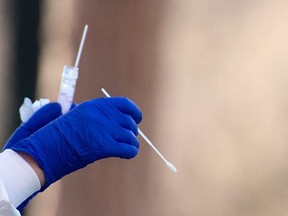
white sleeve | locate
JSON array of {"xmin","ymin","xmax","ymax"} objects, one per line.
[
  {"xmin": 0, "ymin": 179, "xmax": 21, "ymax": 216},
  {"xmin": 0, "ymin": 149, "xmax": 41, "ymax": 214}
]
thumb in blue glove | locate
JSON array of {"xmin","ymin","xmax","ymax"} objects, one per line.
[{"xmin": 10, "ymin": 97, "xmax": 142, "ymax": 190}]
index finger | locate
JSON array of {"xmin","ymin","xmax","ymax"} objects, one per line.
[{"xmin": 105, "ymin": 97, "xmax": 142, "ymax": 124}]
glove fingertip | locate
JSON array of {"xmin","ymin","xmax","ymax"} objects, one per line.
[
  {"xmin": 119, "ymin": 144, "xmax": 139, "ymax": 159},
  {"xmin": 38, "ymin": 103, "xmax": 62, "ymax": 117},
  {"xmin": 42, "ymin": 102, "xmax": 62, "ymax": 112},
  {"xmin": 26, "ymin": 103, "xmax": 62, "ymax": 129}
]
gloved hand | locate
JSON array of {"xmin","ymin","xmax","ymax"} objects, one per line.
[
  {"xmin": 2, "ymin": 102, "xmax": 62, "ymax": 151},
  {"xmin": 10, "ymin": 97, "xmax": 142, "ymax": 190},
  {"xmin": 2, "ymin": 102, "xmax": 62, "ymax": 211}
]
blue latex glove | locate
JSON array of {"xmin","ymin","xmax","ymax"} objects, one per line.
[
  {"xmin": 10, "ymin": 97, "xmax": 142, "ymax": 190},
  {"xmin": 2, "ymin": 102, "xmax": 62, "ymax": 151},
  {"xmin": 2, "ymin": 102, "xmax": 62, "ymax": 211}
]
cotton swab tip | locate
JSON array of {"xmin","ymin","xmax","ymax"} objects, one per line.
[{"xmin": 167, "ymin": 162, "xmax": 177, "ymax": 173}]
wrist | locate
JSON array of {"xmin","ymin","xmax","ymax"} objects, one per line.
[
  {"xmin": 17, "ymin": 152, "xmax": 45, "ymax": 187},
  {"xmin": 0, "ymin": 149, "xmax": 41, "ymax": 207}
]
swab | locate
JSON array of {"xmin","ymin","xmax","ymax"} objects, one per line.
[{"xmin": 101, "ymin": 88, "xmax": 177, "ymax": 173}]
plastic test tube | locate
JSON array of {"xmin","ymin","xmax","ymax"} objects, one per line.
[
  {"xmin": 58, "ymin": 25, "xmax": 88, "ymax": 114},
  {"xmin": 57, "ymin": 65, "xmax": 79, "ymax": 114}
]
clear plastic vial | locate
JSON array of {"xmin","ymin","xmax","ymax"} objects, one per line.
[{"xmin": 58, "ymin": 65, "xmax": 79, "ymax": 114}]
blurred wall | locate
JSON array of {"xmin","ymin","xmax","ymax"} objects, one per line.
[
  {"xmin": 0, "ymin": 1, "xmax": 14, "ymax": 146},
  {"xmin": 0, "ymin": 1, "xmax": 41, "ymax": 147},
  {"xmin": 28, "ymin": 0, "xmax": 288, "ymax": 216}
]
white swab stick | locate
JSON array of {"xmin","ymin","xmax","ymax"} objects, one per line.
[
  {"xmin": 101, "ymin": 88, "xmax": 177, "ymax": 173},
  {"xmin": 75, "ymin": 24, "xmax": 89, "ymax": 68}
]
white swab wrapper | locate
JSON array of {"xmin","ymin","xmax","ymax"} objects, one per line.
[
  {"xmin": 19, "ymin": 97, "xmax": 50, "ymax": 123},
  {"xmin": 101, "ymin": 88, "xmax": 177, "ymax": 173}
]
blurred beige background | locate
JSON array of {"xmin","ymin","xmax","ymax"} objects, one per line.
[{"xmin": 3, "ymin": 0, "xmax": 288, "ymax": 215}]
